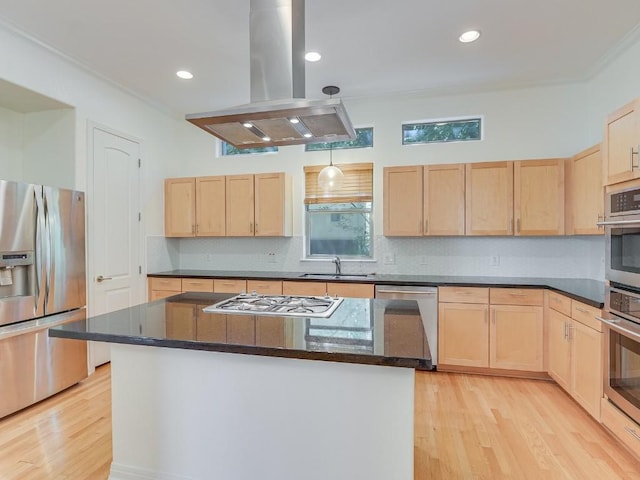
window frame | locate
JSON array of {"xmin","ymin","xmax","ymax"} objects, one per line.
[
  {"xmin": 219, "ymin": 141, "xmax": 279, "ymax": 156},
  {"xmin": 304, "ymin": 126, "xmax": 374, "ymax": 152},
  {"xmin": 401, "ymin": 115, "xmax": 483, "ymax": 146}
]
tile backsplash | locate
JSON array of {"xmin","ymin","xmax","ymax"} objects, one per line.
[{"xmin": 147, "ymin": 235, "xmax": 605, "ymax": 280}]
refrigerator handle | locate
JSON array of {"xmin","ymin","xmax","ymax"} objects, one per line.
[{"xmin": 34, "ymin": 187, "xmax": 47, "ymax": 316}]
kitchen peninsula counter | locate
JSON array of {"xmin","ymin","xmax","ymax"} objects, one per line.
[
  {"xmin": 148, "ymin": 270, "xmax": 605, "ymax": 308},
  {"xmin": 50, "ymin": 293, "xmax": 426, "ymax": 480}
]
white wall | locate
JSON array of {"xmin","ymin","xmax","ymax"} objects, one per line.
[
  {"xmin": 0, "ymin": 106, "xmax": 24, "ymax": 181},
  {"xmin": 22, "ymin": 109, "xmax": 75, "ymax": 188}
]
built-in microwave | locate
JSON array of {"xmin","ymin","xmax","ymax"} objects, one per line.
[{"xmin": 602, "ymin": 186, "xmax": 640, "ymax": 287}]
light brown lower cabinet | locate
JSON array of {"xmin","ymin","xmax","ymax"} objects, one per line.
[
  {"xmin": 601, "ymin": 398, "xmax": 640, "ymax": 459},
  {"xmin": 165, "ymin": 302, "xmax": 197, "ymax": 340},
  {"xmin": 547, "ymin": 291, "xmax": 603, "ymax": 420},
  {"xmin": 213, "ymin": 279, "xmax": 247, "ymax": 294},
  {"xmin": 438, "ymin": 287, "xmax": 544, "ymax": 373}
]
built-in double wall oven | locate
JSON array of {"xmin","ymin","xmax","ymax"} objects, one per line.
[{"xmin": 601, "ymin": 185, "xmax": 640, "ymax": 425}]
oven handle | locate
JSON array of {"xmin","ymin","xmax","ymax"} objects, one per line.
[
  {"xmin": 596, "ymin": 219, "xmax": 640, "ymax": 226},
  {"xmin": 597, "ymin": 316, "xmax": 640, "ymax": 341}
]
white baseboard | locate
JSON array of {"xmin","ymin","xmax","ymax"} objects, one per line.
[{"xmin": 109, "ymin": 463, "xmax": 192, "ymax": 480}]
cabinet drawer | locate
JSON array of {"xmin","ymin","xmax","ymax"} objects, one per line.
[
  {"xmin": 181, "ymin": 278, "xmax": 214, "ymax": 292},
  {"xmin": 282, "ymin": 281, "xmax": 327, "ymax": 296},
  {"xmin": 149, "ymin": 277, "xmax": 182, "ymax": 292},
  {"xmin": 247, "ymin": 280, "xmax": 283, "ymax": 295},
  {"xmin": 149, "ymin": 290, "xmax": 180, "ymax": 301},
  {"xmin": 571, "ymin": 301, "xmax": 602, "ymax": 332},
  {"xmin": 490, "ymin": 288, "xmax": 543, "ymax": 306},
  {"xmin": 601, "ymin": 398, "xmax": 640, "ymax": 459},
  {"xmin": 327, "ymin": 282, "xmax": 374, "ymax": 299},
  {"xmin": 214, "ymin": 279, "xmax": 247, "ymax": 294},
  {"xmin": 548, "ymin": 291, "xmax": 571, "ymax": 316},
  {"xmin": 438, "ymin": 287, "xmax": 488, "ymax": 304}
]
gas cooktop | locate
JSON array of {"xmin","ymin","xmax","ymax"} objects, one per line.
[{"xmin": 203, "ymin": 293, "xmax": 344, "ymax": 318}]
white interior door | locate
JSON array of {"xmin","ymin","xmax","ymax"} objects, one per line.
[{"xmin": 89, "ymin": 125, "xmax": 142, "ymax": 367}]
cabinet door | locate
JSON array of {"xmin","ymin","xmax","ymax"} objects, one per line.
[
  {"xmin": 195, "ymin": 176, "xmax": 226, "ymax": 236},
  {"xmin": 255, "ymin": 317, "xmax": 285, "ymax": 347},
  {"xmin": 514, "ymin": 159, "xmax": 565, "ymax": 236},
  {"xmin": 197, "ymin": 313, "xmax": 227, "ymax": 343},
  {"xmin": 424, "ymin": 164, "xmax": 465, "ymax": 236},
  {"xmin": 465, "ymin": 162, "xmax": 513, "ymax": 236},
  {"xmin": 490, "ymin": 305, "xmax": 543, "ymax": 371},
  {"xmin": 604, "ymin": 99, "xmax": 640, "ymax": 185},
  {"xmin": 164, "ymin": 178, "xmax": 195, "ymax": 237},
  {"xmin": 547, "ymin": 309, "xmax": 571, "ymax": 391},
  {"xmin": 566, "ymin": 145, "xmax": 604, "ymax": 235},
  {"xmin": 225, "ymin": 174, "xmax": 255, "ymax": 236},
  {"xmin": 254, "ymin": 173, "xmax": 291, "ymax": 236},
  {"xmin": 226, "ymin": 315, "xmax": 255, "ymax": 345},
  {"xmin": 571, "ymin": 320, "xmax": 603, "ymax": 421},
  {"xmin": 438, "ymin": 303, "xmax": 489, "ymax": 367},
  {"xmin": 383, "ymin": 166, "xmax": 423, "ymax": 236},
  {"xmin": 165, "ymin": 303, "xmax": 196, "ymax": 340},
  {"xmin": 326, "ymin": 282, "xmax": 374, "ymax": 299}
]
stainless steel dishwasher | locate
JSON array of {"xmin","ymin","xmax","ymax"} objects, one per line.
[{"xmin": 375, "ymin": 285, "xmax": 438, "ymax": 368}]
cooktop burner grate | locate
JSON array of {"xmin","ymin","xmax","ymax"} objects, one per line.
[{"xmin": 203, "ymin": 292, "xmax": 344, "ymax": 318}]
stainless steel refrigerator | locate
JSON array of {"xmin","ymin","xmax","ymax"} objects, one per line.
[{"xmin": 0, "ymin": 180, "xmax": 88, "ymax": 418}]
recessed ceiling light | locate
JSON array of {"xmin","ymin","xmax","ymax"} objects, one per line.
[
  {"xmin": 262, "ymin": 136, "xmax": 271, "ymax": 142},
  {"xmin": 459, "ymin": 30, "xmax": 481, "ymax": 43},
  {"xmin": 289, "ymin": 117, "xmax": 300, "ymax": 124},
  {"xmin": 243, "ymin": 122, "xmax": 253, "ymax": 128},
  {"xmin": 305, "ymin": 51, "xmax": 322, "ymax": 62},
  {"xmin": 303, "ymin": 133, "xmax": 312, "ymax": 138},
  {"xmin": 176, "ymin": 70, "xmax": 194, "ymax": 79}
]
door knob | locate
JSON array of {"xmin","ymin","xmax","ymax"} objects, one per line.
[{"xmin": 96, "ymin": 275, "xmax": 112, "ymax": 283}]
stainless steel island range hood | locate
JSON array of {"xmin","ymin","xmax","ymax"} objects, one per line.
[{"xmin": 186, "ymin": 0, "xmax": 356, "ymax": 148}]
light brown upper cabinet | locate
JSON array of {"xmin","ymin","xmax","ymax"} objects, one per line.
[
  {"xmin": 465, "ymin": 162, "xmax": 514, "ymax": 236},
  {"xmin": 254, "ymin": 173, "xmax": 292, "ymax": 236},
  {"xmin": 565, "ymin": 144, "xmax": 604, "ymax": 235},
  {"xmin": 196, "ymin": 176, "xmax": 226, "ymax": 236},
  {"xmin": 423, "ymin": 164, "xmax": 465, "ymax": 235},
  {"xmin": 226, "ymin": 173, "xmax": 292, "ymax": 237},
  {"xmin": 165, "ymin": 177, "xmax": 197, "ymax": 237},
  {"xmin": 514, "ymin": 159, "xmax": 565, "ymax": 236},
  {"xmin": 604, "ymin": 99, "xmax": 640, "ymax": 185},
  {"xmin": 383, "ymin": 164, "xmax": 465, "ymax": 236},
  {"xmin": 225, "ymin": 174, "xmax": 255, "ymax": 236},
  {"xmin": 165, "ymin": 176, "xmax": 225, "ymax": 237},
  {"xmin": 383, "ymin": 166, "xmax": 423, "ymax": 236}
]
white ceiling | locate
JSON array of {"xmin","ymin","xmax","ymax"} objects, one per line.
[{"xmin": 1, "ymin": 0, "xmax": 640, "ymax": 116}]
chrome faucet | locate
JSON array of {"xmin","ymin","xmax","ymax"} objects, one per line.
[{"xmin": 333, "ymin": 256, "xmax": 342, "ymax": 275}]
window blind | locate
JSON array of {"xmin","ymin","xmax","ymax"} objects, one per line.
[{"xmin": 304, "ymin": 162, "xmax": 373, "ymax": 205}]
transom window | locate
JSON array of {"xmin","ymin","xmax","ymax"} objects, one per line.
[
  {"xmin": 304, "ymin": 163, "xmax": 373, "ymax": 259},
  {"xmin": 305, "ymin": 127, "xmax": 374, "ymax": 151},
  {"xmin": 220, "ymin": 142, "xmax": 278, "ymax": 156},
  {"xmin": 402, "ymin": 117, "xmax": 481, "ymax": 145}
]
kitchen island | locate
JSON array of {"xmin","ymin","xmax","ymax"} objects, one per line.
[{"xmin": 50, "ymin": 292, "xmax": 432, "ymax": 480}]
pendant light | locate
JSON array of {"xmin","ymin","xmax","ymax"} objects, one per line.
[{"xmin": 317, "ymin": 86, "xmax": 344, "ymax": 192}]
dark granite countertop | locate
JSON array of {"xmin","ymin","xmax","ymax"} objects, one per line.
[
  {"xmin": 49, "ymin": 292, "xmax": 433, "ymax": 370},
  {"xmin": 148, "ymin": 270, "xmax": 605, "ymax": 308}
]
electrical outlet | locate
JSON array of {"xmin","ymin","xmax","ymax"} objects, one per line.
[
  {"xmin": 420, "ymin": 255, "xmax": 428, "ymax": 265},
  {"xmin": 206, "ymin": 254, "xmax": 214, "ymax": 262},
  {"xmin": 267, "ymin": 252, "xmax": 277, "ymax": 263},
  {"xmin": 489, "ymin": 255, "xmax": 500, "ymax": 266},
  {"xmin": 383, "ymin": 253, "xmax": 396, "ymax": 265}
]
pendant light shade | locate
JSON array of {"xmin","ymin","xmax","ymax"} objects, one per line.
[{"xmin": 318, "ymin": 163, "xmax": 344, "ymax": 191}]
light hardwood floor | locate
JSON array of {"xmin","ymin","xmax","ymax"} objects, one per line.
[{"xmin": 1, "ymin": 366, "xmax": 639, "ymax": 479}]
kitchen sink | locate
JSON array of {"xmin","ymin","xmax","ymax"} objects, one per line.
[{"xmin": 298, "ymin": 273, "xmax": 375, "ymax": 280}]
